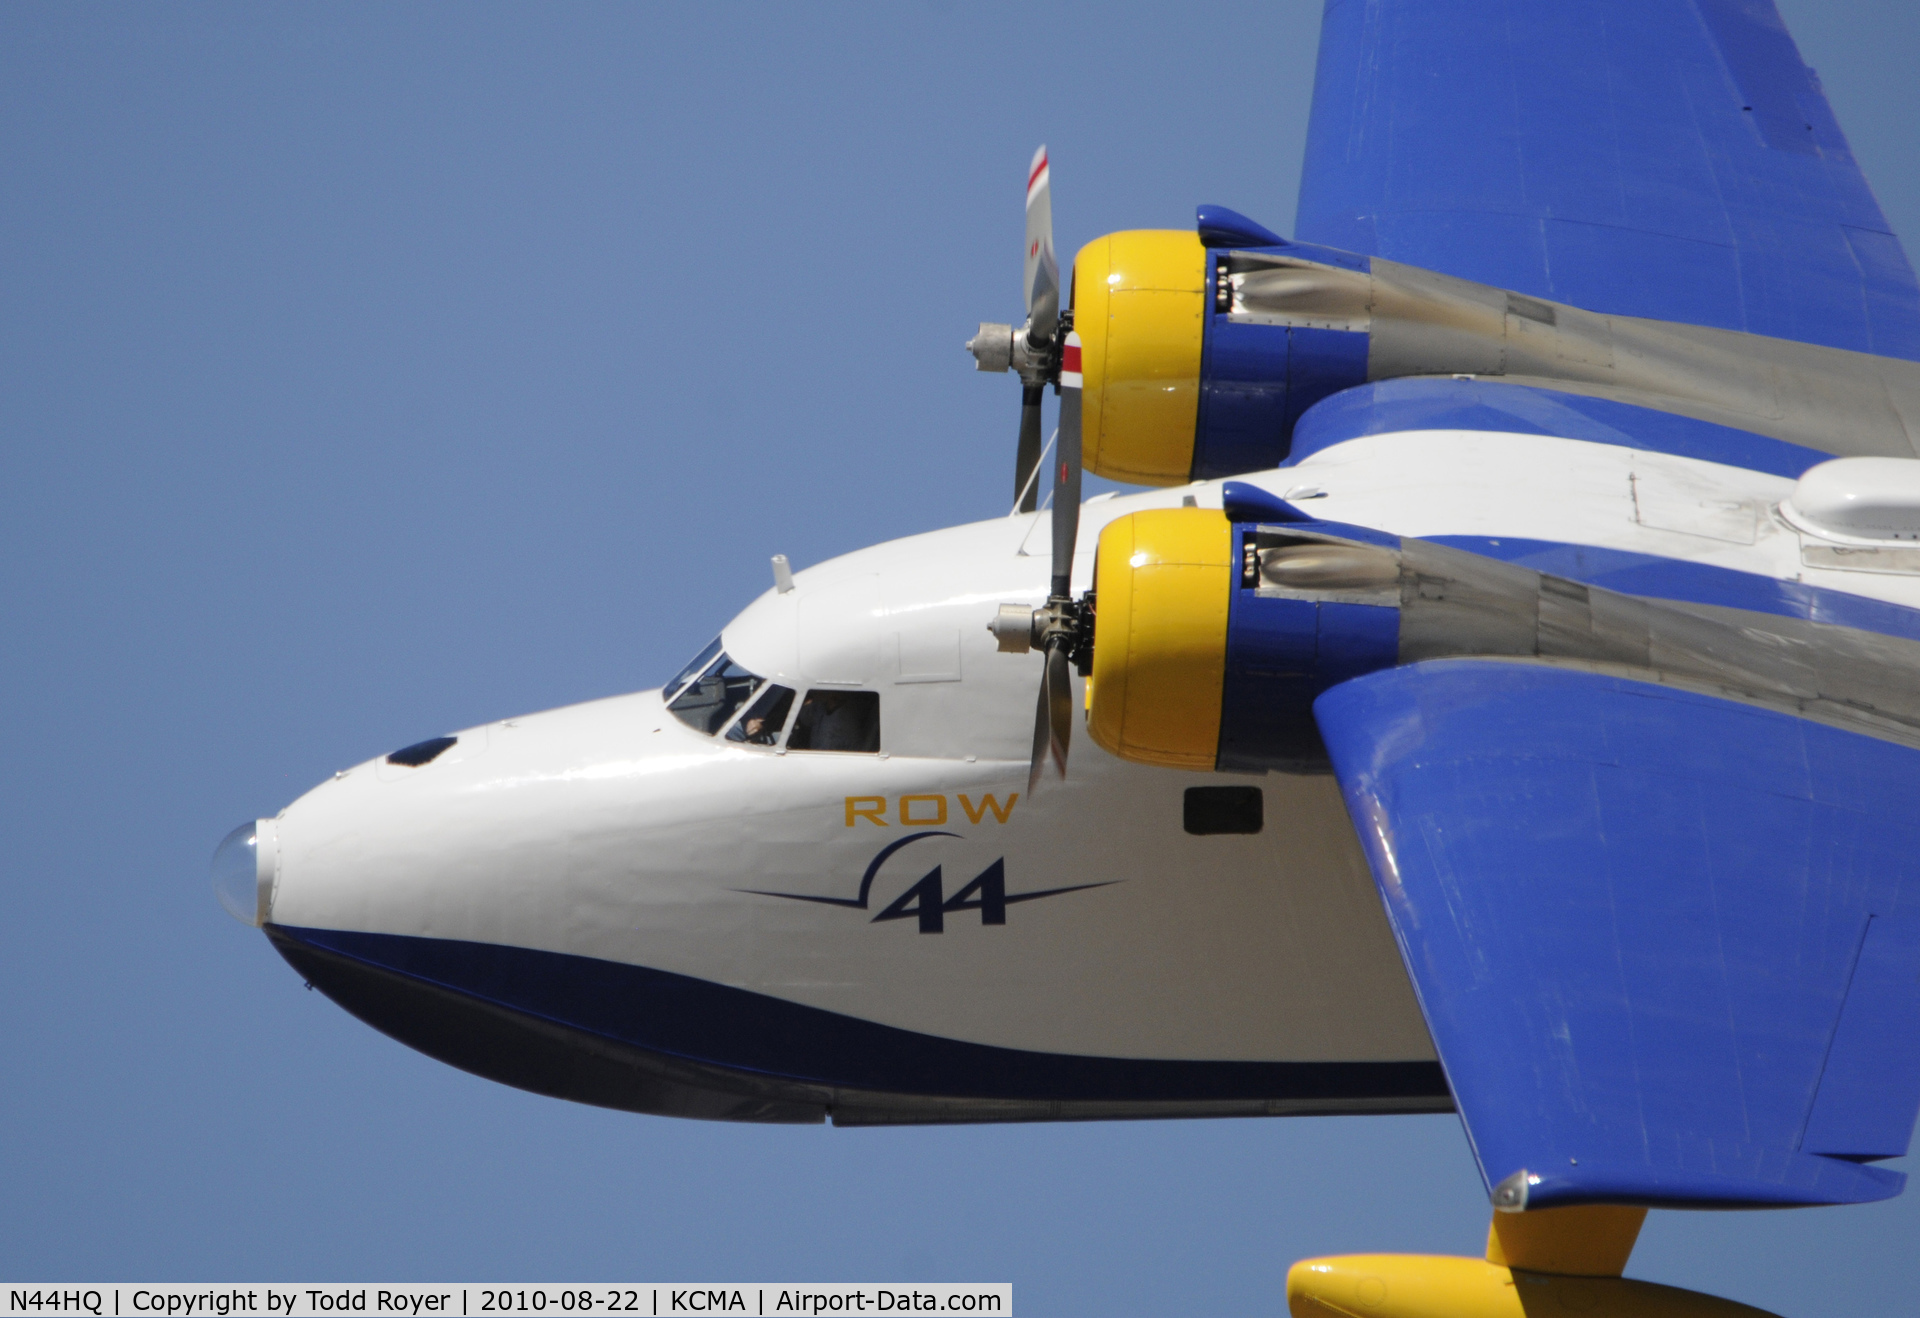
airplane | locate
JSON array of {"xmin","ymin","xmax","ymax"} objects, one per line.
[{"xmin": 213, "ymin": 2, "xmax": 1920, "ymax": 1314}]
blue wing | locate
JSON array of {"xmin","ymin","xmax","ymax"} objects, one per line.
[
  {"xmin": 1315, "ymin": 661, "xmax": 1920, "ymax": 1209},
  {"xmin": 1296, "ymin": 0, "xmax": 1920, "ymax": 359}
]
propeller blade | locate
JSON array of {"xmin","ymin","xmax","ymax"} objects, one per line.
[
  {"xmin": 1024, "ymin": 145, "xmax": 1059, "ymax": 346},
  {"xmin": 1015, "ymin": 384, "xmax": 1044, "ymax": 513},
  {"xmin": 1045, "ymin": 641, "xmax": 1072, "ymax": 778},
  {"xmin": 1027, "ymin": 657, "xmax": 1053, "ymax": 794},
  {"xmin": 1025, "ymin": 639, "xmax": 1075, "ymax": 793},
  {"xmin": 1050, "ymin": 331, "xmax": 1083, "ymax": 599}
]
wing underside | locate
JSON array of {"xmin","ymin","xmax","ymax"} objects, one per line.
[{"xmin": 1315, "ymin": 659, "xmax": 1920, "ymax": 1208}]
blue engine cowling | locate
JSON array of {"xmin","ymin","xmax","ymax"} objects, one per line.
[{"xmin": 1193, "ymin": 207, "xmax": 1372, "ymax": 481}]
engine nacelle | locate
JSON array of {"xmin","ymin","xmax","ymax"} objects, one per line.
[
  {"xmin": 1085, "ymin": 486, "xmax": 1899, "ymax": 778},
  {"xmin": 1085, "ymin": 505, "xmax": 1400, "ymax": 772},
  {"xmin": 1073, "ymin": 229, "xmax": 1371, "ymax": 486},
  {"xmin": 1073, "ymin": 204, "xmax": 1865, "ymax": 489}
]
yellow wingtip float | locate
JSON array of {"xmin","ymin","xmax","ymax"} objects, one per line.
[
  {"xmin": 1072, "ymin": 230, "xmax": 1208, "ymax": 486},
  {"xmin": 1285, "ymin": 1206, "xmax": 1781, "ymax": 1318}
]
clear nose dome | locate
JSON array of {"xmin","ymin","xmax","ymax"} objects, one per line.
[{"xmin": 212, "ymin": 820, "xmax": 267, "ymax": 926}]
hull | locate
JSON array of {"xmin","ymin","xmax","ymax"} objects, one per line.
[
  {"xmin": 258, "ymin": 500, "xmax": 1447, "ymax": 1119},
  {"xmin": 270, "ymin": 925, "xmax": 1448, "ymax": 1124}
]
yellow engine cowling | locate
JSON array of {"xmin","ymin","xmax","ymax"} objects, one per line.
[
  {"xmin": 1085, "ymin": 507, "xmax": 1235, "ymax": 769},
  {"xmin": 1074, "ymin": 231, "xmax": 1209, "ymax": 485}
]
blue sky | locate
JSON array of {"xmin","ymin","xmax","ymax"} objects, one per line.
[{"xmin": 4, "ymin": 2, "xmax": 1919, "ymax": 1312}]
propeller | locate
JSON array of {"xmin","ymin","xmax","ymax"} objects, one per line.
[
  {"xmin": 1008, "ymin": 331, "xmax": 1087, "ymax": 791},
  {"xmin": 974, "ymin": 147, "xmax": 1091, "ymax": 791},
  {"xmin": 970, "ymin": 146, "xmax": 1063, "ymax": 514}
]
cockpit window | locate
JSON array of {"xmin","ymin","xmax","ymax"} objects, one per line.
[
  {"xmin": 787, "ymin": 689, "xmax": 881, "ymax": 753},
  {"xmin": 666, "ymin": 652, "xmax": 763, "ymax": 735},
  {"xmin": 664, "ymin": 637, "xmax": 724, "ymax": 704},
  {"xmin": 726, "ymin": 684, "xmax": 796, "ymax": 745}
]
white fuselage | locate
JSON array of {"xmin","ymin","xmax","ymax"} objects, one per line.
[{"xmin": 258, "ymin": 429, "xmax": 1918, "ymax": 1121}]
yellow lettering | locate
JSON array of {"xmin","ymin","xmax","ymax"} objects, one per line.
[
  {"xmin": 845, "ymin": 796, "xmax": 888, "ymax": 827},
  {"xmin": 899, "ymin": 794, "xmax": 948, "ymax": 825},
  {"xmin": 958, "ymin": 792, "xmax": 1018, "ymax": 825}
]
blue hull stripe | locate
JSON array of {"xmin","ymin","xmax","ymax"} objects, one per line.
[
  {"xmin": 1431, "ymin": 536, "xmax": 1920, "ymax": 645},
  {"xmin": 272, "ymin": 924, "xmax": 1448, "ymax": 1105}
]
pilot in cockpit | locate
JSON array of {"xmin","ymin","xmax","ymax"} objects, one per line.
[{"xmin": 664, "ymin": 639, "xmax": 879, "ymax": 752}]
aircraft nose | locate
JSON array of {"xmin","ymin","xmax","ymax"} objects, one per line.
[{"xmin": 212, "ymin": 819, "xmax": 277, "ymax": 926}]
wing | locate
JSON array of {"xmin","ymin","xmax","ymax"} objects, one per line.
[
  {"xmin": 1314, "ymin": 659, "xmax": 1920, "ymax": 1209},
  {"xmin": 1295, "ymin": 0, "xmax": 1920, "ymax": 360}
]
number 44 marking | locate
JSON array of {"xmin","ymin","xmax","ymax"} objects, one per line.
[{"xmin": 872, "ymin": 860, "xmax": 1113, "ymax": 933}]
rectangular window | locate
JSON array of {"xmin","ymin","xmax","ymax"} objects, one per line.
[
  {"xmin": 1184, "ymin": 785, "xmax": 1263, "ymax": 835},
  {"xmin": 788, "ymin": 689, "xmax": 880, "ymax": 753}
]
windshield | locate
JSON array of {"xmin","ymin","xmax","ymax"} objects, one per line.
[
  {"xmin": 663, "ymin": 637, "xmax": 724, "ymax": 703},
  {"xmin": 725, "ymin": 683, "xmax": 797, "ymax": 745},
  {"xmin": 666, "ymin": 652, "xmax": 764, "ymax": 735}
]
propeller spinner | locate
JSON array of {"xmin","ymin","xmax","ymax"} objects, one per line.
[{"xmin": 971, "ymin": 146, "xmax": 1093, "ymax": 792}]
